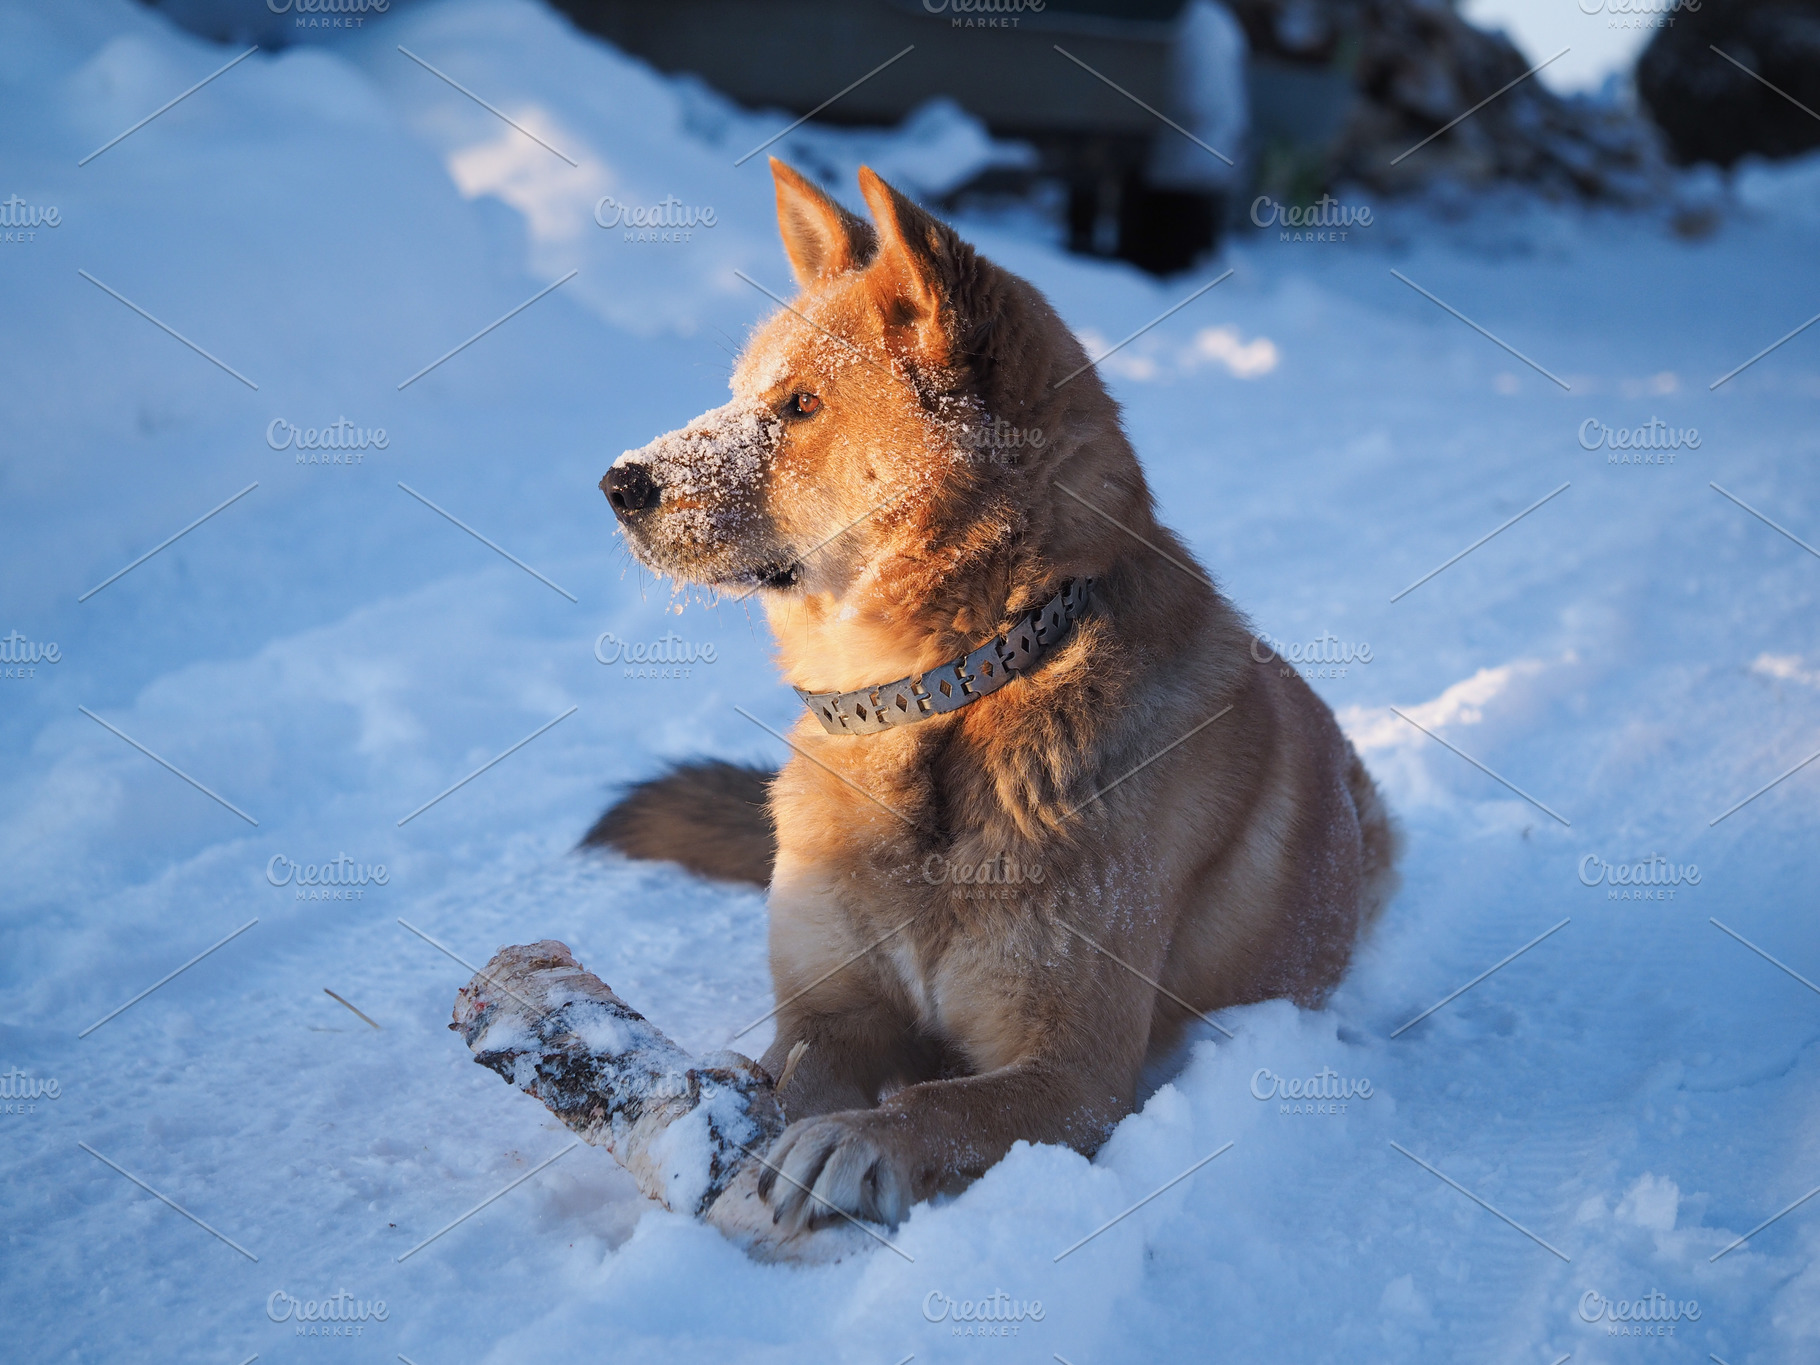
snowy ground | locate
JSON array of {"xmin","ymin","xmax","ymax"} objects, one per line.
[{"xmin": 3, "ymin": 1, "xmax": 1819, "ymax": 1361}]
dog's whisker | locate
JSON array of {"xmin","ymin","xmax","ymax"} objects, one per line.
[{"xmin": 725, "ymin": 488, "xmax": 911, "ymax": 604}]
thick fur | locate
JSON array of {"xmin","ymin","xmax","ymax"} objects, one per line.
[
  {"xmin": 596, "ymin": 159, "xmax": 1400, "ymax": 1232},
  {"xmin": 581, "ymin": 760, "xmax": 776, "ymax": 887}
]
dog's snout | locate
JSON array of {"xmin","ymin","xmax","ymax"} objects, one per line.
[{"xmin": 603, "ymin": 462, "xmax": 661, "ymax": 519}]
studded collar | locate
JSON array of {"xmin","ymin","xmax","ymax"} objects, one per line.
[{"xmin": 794, "ymin": 579, "xmax": 1093, "ymax": 736}]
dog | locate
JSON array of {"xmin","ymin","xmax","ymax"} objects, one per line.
[{"xmin": 587, "ymin": 160, "xmax": 1399, "ymax": 1233}]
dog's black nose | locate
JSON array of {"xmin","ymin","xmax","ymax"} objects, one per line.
[{"xmin": 602, "ymin": 462, "xmax": 661, "ymax": 519}]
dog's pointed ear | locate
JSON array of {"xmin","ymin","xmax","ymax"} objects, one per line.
[
  {"xmin": 857, "ymin": 165, "xmax": 962, "ymax": 367},
  {"xmin": 771, "ymin": 158, "xmax": 875, "ymax": 288}
]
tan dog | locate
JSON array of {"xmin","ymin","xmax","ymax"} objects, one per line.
[{"xmin": 591, "ymin": 160, "xmax": 1398, "ymax": 1232}]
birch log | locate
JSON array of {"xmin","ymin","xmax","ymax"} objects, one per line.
[{"xmin": 449, "ymin": 940, "xmax": 868, "ymax": 1262}]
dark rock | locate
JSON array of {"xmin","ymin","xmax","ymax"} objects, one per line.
[
  {"xmin": 1231, "ymin": 0, "xmax": 1670, "ymax": 202},
  {"xmin": 1638, "ymin": 0, "xmax": 1820, "ymax": 166}
]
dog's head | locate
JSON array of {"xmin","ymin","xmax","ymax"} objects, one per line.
[{"xmin": 604, "ymin": 162, "xmax": 1076, "ymax": 610}]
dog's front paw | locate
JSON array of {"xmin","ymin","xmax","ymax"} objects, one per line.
[{"xmin": 755, "ymin": 1110, "xmax": 912, "ymax": 1232}]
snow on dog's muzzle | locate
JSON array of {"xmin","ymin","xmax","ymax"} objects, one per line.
[{"xmin": 603, "ymin": 400, "xmax": 784, "ymax": 582}]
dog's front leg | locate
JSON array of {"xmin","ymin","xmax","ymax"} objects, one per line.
[
  {"xmin": 756, "ymin": 1052, "xmax": 1139, "ymax": 1230},
  {"xmin": 758, "ymin": 998, "xmax": 953, "ymax": 1123},
  {"xmin": 756, "ymin": 889, "xmax": 958, "ymax": 1124},
  {"xmin": 756, "ymin": 919, "xmax": 1155, "ymax": 1232}
]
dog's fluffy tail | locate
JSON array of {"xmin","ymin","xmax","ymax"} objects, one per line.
[
  {"xmin": 580, "ymin": 760, "xmax": 777, "ymax": 888},
  {"xmin": 1345, "ymin": 746, "xmax": 1403, "ymax": 932}
]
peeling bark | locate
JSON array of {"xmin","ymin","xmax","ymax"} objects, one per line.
[{"xmin": 450, "ymin": 940, "xmax": 867, "ymax": 1262}]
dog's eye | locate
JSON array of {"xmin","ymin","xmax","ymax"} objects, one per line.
[{"xmin": 789, "ymin": 392, "xmax": 821, "ymax": 417}]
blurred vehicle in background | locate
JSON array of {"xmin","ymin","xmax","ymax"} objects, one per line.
[{"xmin": 144, "ymin": 0, "xmax": 1820, "ymax": 273}]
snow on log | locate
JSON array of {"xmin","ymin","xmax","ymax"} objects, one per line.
[{"xmin": 449, "ymin": 940, "xmax": 869, "ymax": 1262}]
